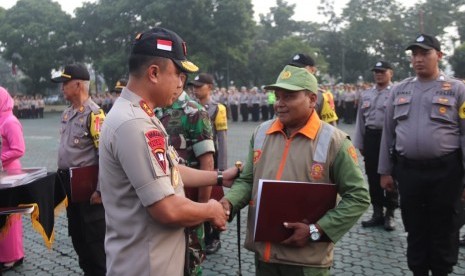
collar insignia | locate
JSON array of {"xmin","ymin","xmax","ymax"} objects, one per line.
[{"xmin": 140, "ymin": 100, "xmax": 154, "ymax": 117}]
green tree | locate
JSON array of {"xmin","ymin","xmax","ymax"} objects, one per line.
[
  {"xmin": 457, "ymin": 11, "xmax": 465, "ymax": 43},
  {"xmin": 252, "ymin": 37, "xmax": 322, "ymax": 86},
  {"xmin": 407, "ymin": 0, "xmax": 465, "ymax": 36},
  {"xmin": 252, "ymin": 1, "xmax": 328, "ymax": 86},
  {"xmin": 258, "ymin": 0, "xmax": 299, "ymax": 44},
  {"xmin": 74, "ymin": 0, "xmax": 151, "ymax": 93},
  {"xmin": 152, "ymin": 0, "xmax": 255, "ymax": 87},
  {"xmin": 73, "ymin": 0, "xmax": 255, "ymax": 89},
  {"xmin": 339, "ymin": 0, "xmax": 412, "ymax": 82},
  {"xmin": 210, "ymin": 0, "xmax": 255, "ymax": 87},
  {"xmin": 0, "ymin": 0, "xmax": 72, "ymax": 94},
  {"xmin": 450, "ymin": 43, "xmax": 465, "ymax": 78}
]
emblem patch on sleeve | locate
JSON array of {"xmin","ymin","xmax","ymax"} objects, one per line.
[
  {"xmin": 145, "ymin": 129, "xmax": 167, "ymax": 173},
  {"xmin": 459, "ymin": 102, "xmax": 465, "ymax": 119},
  {"xmin": 348, "ymin": 145, "xmax": 358, "ymax": 164},
  {"xmin": 253, "ymin": 150, "xmax": 262, "ymax": 164}
]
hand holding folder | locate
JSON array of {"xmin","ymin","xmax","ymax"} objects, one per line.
[
  {"xmin": 70, "ymin": 165, "xmax": 98, "ymax": 203},
  {"xmin": 254, "ymin": 179, "xmax": 337, "ymax": 242}
]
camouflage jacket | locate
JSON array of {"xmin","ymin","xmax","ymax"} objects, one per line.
[{"xmin": 157, "ymin": 91, "xmax": 215, "ymax": 169}]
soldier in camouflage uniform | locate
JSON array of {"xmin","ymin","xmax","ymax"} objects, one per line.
[{"xmin": 158, "ymin": 75, "xmax": 215, "ymax": 276}]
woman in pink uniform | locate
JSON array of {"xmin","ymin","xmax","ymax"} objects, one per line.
[{"xmin": 0, "ymin": 86, "xmax": 26, "ymax": 271}]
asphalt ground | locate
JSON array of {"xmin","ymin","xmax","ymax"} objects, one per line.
[{"xmin": 3, "ymin": 112, "xmax": 465, "ymax": 275}]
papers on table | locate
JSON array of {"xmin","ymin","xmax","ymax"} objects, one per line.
[
  {"xmin": 0, "ymin": 167, "xmax": 47, "ymax": 189},
  {"xmin": 0, "ymin": 205, "xmax": 35, "ymax": 215}
]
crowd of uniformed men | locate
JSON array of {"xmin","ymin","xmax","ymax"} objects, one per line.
[
  {"xmin": 94, "ymin": 81, "xmax": 374, "ymax": 125},
  {"xmin": 2, "ymin": 28, "xmax": 465, "ymax": 276},
  {"xmin": 11, "ymin": 95, "xmax": 45, "ymax": 119}
]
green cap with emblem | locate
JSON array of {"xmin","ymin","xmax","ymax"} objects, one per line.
[{"xmin": 264, "ymin": 65, "xmax": 318, "ymax": 93}]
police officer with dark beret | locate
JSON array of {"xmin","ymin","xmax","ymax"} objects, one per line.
[{"xmin": 379, "ymin": 34, "xmax": 465, "ymax": 276}]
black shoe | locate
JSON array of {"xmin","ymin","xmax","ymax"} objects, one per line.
[
  {"xmin": 384, "ymin": 209, "xmax": 396, "ymax": 231},
  {"xmin": 459, "ymin": 236, "xmax": 465, "ymax": 247},
  {"xmin": 384, "ymin": 216, "xmax": 396, "ymax": 231},
  {"xmin": 1, "ymin": 258, "xmax": 23, "ymax": 272},
  {"xmin": 362, "ymin": 216, "xmax": 384, "ymax": 227},
  {"xmin": 206, "ymin": 239, "xmax": 221, "ymax": 255}
]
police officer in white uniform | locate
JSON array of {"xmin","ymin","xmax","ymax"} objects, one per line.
[
  {"xmin": 354, "ymin": 61, "xmax": 398, "ymax": 231},
  {"xmin": 378, "ymin": 34, "xmax": 465, "ymax": 276}
]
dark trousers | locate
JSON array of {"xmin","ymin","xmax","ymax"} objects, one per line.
[
  {"xmin": 268, "ymin": 104, "xmax": 275, "ymax": 119},
  {"xmin": 57, "ymin": 170, "xmax": 106, "ymax": 276},
  {"xmin": 252, "ymin": 104, "xmax": 260, "ymax": 122},
  {"xmin": 343, "ymin": 101, "xmax": 355, "ymax": 124},
  {"xmin": 363, "ymin": 128, "xmax": 398, "ymax": 209},
  {"xmin": 240, "ymin": 103, "xmax": 248, "ymax": 122},
  {"xmin": 204, "ymin": 221, "xmax": 220, "ymax": 245},
  {"xmin": 230, "ymin": 104, "xmax": 238, "ymax": 122},
  {"xmin": 393, "ymin": 151, "xmax": 463, "ymax": 274},
  {"xmin": 261, "ymin": 105, "xmax": 269, "ymax": 121}
]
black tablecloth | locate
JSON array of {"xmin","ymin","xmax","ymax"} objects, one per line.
[{"xmin": 0, "ymin": 172, "xmax": 67, "ymax": 248}]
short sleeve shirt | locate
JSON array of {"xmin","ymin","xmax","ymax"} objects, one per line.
[
  {"xmin": 58, "ymin": 98, "xmax": 100, "ymax": 169},
  {"xmin": 100, "ymin": 88, "xmax": 186, "ymax": 276}
]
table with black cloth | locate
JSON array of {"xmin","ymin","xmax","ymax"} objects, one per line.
[{"xmin": 0, "ymin": 172, "xmax": 68, "ymax": 249}]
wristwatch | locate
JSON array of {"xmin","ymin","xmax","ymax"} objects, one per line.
[
  {"xmin": 217, "ymin": 170, "xmax": 223, "ymax": 186},
  {"xmin": 309, "ymin": 224, "xmax": 321, "ymax": 241}
]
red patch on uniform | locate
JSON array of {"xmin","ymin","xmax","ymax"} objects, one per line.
[
  {"xmin": 311, "ymin": 163, "xmax": 324, "ymax": 180},
  {"xmin": 140, "ymin": 100, "xmax": 154, "ymax": 117},
  {"xmin": 93, "ymin": 116, "xmax": 102, "ymax": 132},
  {"xmin": 145, "ymin": 130, "xmax": 167, "ymax": 173},
  {"xmin": 348, "ymin": 145, "xmax": 358, "ymax": 164},
  {"xmin": 253, "ymin": 150, "xmax": 262, "ymax": 164}
]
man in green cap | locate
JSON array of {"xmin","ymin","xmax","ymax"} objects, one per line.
[{"xmin": 220, "ymin": 65, "xmax": 370, "ymax": 275}]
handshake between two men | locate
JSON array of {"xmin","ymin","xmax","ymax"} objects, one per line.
[{"xmin": 168, "ymin": 162, "xmax": 243, "ymax": 231}]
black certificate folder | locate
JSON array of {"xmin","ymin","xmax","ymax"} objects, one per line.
[{"xmin": 254, "ymin": 179, "xmax": 337, "ymax": 242}]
